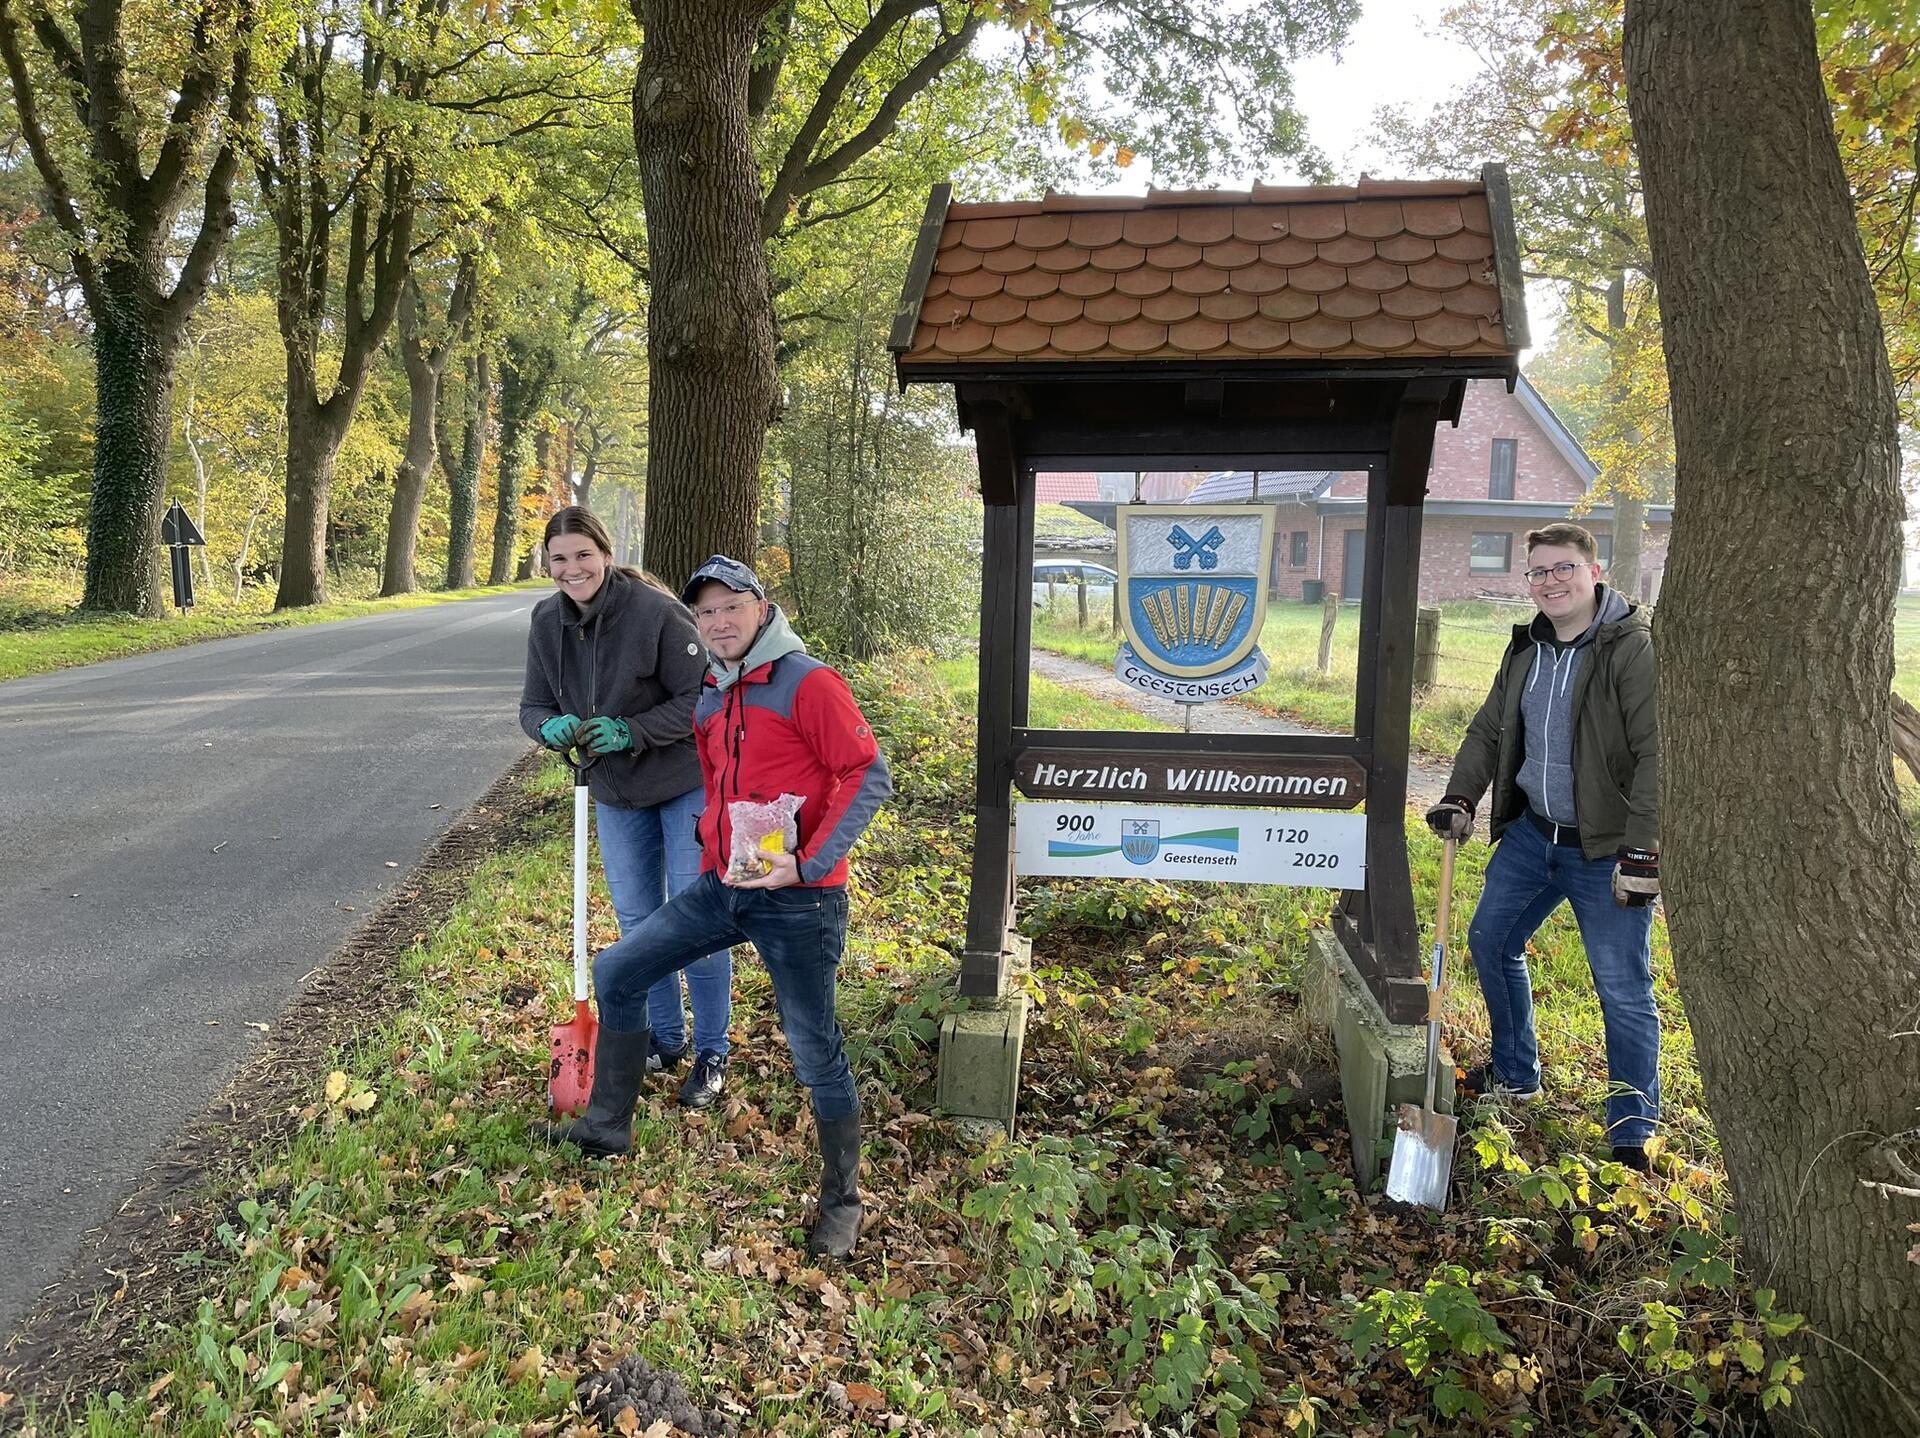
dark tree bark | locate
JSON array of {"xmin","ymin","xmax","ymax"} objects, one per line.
[
  {"xmin": 1625, "ymin": 2, "xmax": 1920, "ymax": 1432},
  {"xmin": 631, "ymin": 0, "xmax": 782, "ymax": 588},
  {"xmin": 382, "ymin": 259, "xmax": 477, "ymax": 595},
  {"xmin": 489, "ymin": 336, "xmax": 554, "ymax": 584},
  {"xmin": 443, "ymin": 346, "xmax": 488, "ymax": 590},
  {"xmin": 0, "ymin": 0, "xmax": 253, "ymax": 614}
]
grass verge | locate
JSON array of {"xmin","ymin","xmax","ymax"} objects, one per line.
[
  {"xmin": 9, "ymin": 659, "xmax": 1799, "ymax": 1438},
  {"xmin": 0, "ymin": 573, "xmax": 547, "ymax": 684}
]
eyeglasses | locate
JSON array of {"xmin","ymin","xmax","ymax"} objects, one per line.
[
  {"xmin": 694, "ymin": 597, "xmax": 758, "ymax": 622},
  {"xmin": 1524, "ymin": 562, "xmax": 1583, "ymax": 586}
]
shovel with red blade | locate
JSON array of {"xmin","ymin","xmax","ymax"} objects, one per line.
[{"xmin": 549, "ymin": 747, "xmax": 598, "ymax": 1115}]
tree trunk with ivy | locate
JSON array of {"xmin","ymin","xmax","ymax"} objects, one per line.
[
  {"xmin": 490, "ymin": 338, "xmax": 553, "ymax": 584},
  {"xmin": 85, "ymin": 274, "xmax": 184, "ymax": 614},
  {"xmin": 1625, "ymin": 1, "xmax": 1920, "ymax": 1431}
]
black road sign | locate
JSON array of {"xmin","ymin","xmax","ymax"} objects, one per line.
[{"xmin": 161, "ymin": 499, "xmax": 206, "ymax": 547}]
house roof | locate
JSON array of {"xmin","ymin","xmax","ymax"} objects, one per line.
[
  {"xmin": 1512, "ymin": 374, "xmax": 1600, "ymax": 487},
  {"xmin": 1035, "ymin": 471, "xmax": 1099, "ymax": 503},
  {"xmin": 1185, "ymin": 470, "xmax": 1335, "ymax": 503},
  {"xmin": 890, "ymin": 170, "xmax": 1528, "ymax": 377}
]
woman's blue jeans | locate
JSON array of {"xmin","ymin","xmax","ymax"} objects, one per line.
[
  {"xmin": 595, "ymin": 786, "xmax": 731, "ymax": 1056},
  {"xmin": 592, "ymin": 871, "xmax": 857, "ymax": 1122},
  {"xmin": 1465, "ymin": 815, "xmax": 1660, "ymax": 1148}
]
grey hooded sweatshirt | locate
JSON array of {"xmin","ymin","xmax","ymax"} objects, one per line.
[{"xmin": 1515, "ymin": 583, "xmax": 1633, "ymax": 828}]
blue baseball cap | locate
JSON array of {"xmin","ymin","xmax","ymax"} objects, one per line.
[{"xmin": 681, "ymin": 554, "xmax": 766, "ymax": 605}]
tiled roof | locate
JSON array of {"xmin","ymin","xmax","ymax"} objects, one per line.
[
  {"xmin": 1186, "ymin": 470, "xmax": 1334, "ymax": 503},
  {"xmin": 892, "ymin": 174, "xmax": 1525, "ymax": 372},
  {"xmin": 1035, "ymin": 471, "xmax": 1098, "ymax": 503}
]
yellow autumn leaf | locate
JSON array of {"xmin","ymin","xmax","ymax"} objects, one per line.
[
  {"xmin": 506, "ymin": 1345, "xmax": 545, "ymax": 1383},
  {"xmin": 343, "ymin": 1089, "xmax": 378, "ymax": 1113},
  {"xmin": 324, "ymin": 1071, "xmax": 348, "ymax": 1103},
  {"xmin": 1115, "ymin": 147, "xmax": 1136, "ymax": 168},
  {"xmin": 1089, "ymin": 137, "xmax": 1108, "ymax": 159}
]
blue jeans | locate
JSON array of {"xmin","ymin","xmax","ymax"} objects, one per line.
[
  {"xmin": 1465, "ymin": 816, "xmax": 1660, "ymax": 1148},
  {"xmin": 596, "ymin": 787, "xmax": 732, "ymax": 1056},
  {"xmin": 592, "ymin": 871, "xmax": 857, "ymax": 1121}
]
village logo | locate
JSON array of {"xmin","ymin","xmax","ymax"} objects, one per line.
[
  {"xmin": 1115, "ymin": 505, "xmax": 1276, "ymax": 703},
  {"xmin": 1047, "ymin": 815, "xmax": 1242, "ymax": 866}
]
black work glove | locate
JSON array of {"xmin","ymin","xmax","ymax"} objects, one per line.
[
  {"xmin": 1424, "ymin": 794, "xmax": 1474, "ymax": 842},
  {"xmin": 1613, "ymin": 846, "xmax": 1660, "ymax": 907}
]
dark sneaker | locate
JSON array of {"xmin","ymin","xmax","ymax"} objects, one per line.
[
  {"xmin": 1611, "ymin": 1145, "xmax": 1651, "ymax": 1173},
  {"xmin": 1458, "ymin": 1064, "xmax": 1543, "ymax": 1103},
  {"xmin": 647, "ymin": 1035, "xmax": 689, "ymax": 1075},
  {"xmin": 679, "ymin": 1051, "xmax": 728, "ymax": 1110}
]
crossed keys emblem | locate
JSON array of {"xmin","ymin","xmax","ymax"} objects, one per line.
[{"xmin": 1168, "ymin": 524, "xmax": 1225, "ymax": 571}]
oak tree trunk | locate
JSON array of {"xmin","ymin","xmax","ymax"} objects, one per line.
[
  {"xmin": 82, "ymin": 271, "xmax": 182, "ymax": 616},
  {"xmin": 1625, "ymin": 2, "xmax": 1920, "ymax": 1432},
  {"xmin": 444, "ymin": 347, "xmax": 487, "ymax": 590},
  {"xmin": 276, "ymin": 385, "xmax": 354, "ymax": 609},
  {"xmin": 490, "ymin": 340, "xmax": 552, "ymax": 584},
  {"xmin": 631, "ymin": 0, "xmax": 780, "ymax": 588}
]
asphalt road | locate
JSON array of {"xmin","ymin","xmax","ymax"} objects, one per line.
[{"xmin": 0, "ymin": 590, "xmax": 538, "ymax": 1336}]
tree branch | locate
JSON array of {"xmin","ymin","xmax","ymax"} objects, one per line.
[
  {"xmin": 0, "ymin": 0, "xmax": 95, "ymax": 299},
  {"xmin": 164, "ymin": 0, "xmax": 254, "ymax": 333},
  {"xmin": 767, "ymin": 8, "xmax": 983, "ymax": 236},
  {"xmin": 759, "ymin": 0, "xmax": 930, "ymax": 238}
]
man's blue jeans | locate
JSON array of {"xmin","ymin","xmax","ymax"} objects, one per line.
[
  {"xmin": 596, "ymin": 787, "xmax": 732, "ymax": 1057},
  {"xmin": 1465, "ymin": 815, "xmax": 1660, "ymax": 1149},
  {"xmin": 592, "ymin": 870, "xmax": 857, "ymax": 1121}
]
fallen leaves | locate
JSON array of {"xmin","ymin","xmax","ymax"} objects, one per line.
[{"xmin": 506, "ymin": 1345, "xmax": 545, "ymax": 1384}]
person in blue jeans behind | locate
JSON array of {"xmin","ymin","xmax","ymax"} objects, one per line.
[
  {"xmin": 542, "ymin": 555, "xmax": 892, "ymax": 1261},
  {"xmin": 1424, "ymin": 523, "xmax": 1663, "ymax": 1171},
  {"xmin": 519, "ymin": 507, "xmax": 732, "ymax": 1110}
]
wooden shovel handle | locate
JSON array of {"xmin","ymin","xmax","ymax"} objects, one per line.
[{"xmin": 1436, "ymin": 835, "xmax": 1458, "ymax": 952}]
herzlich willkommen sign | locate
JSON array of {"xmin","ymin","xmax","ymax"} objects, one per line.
[{"xmin": 1016, "ymin": 801, "xmax": 1367, "ymax": 889}]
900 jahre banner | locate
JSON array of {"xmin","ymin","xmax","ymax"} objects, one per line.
[{"xmin": 1015, "ymin": 801, "xmax": 1367, "ymax": 889}]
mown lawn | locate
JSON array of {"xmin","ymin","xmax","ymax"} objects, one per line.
[
  {"xmin": 0, "ymin": 571, "xmax": 547, "ymax": 683},
  {"xmin": 23, "ymin": 658, "xmax": 1797, "ymax": 1438}
]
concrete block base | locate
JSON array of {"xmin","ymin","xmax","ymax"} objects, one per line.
[
  {"xmin": 1305, "ymin": 928, "xmax": 1452, "ymax": 1191},
  {"xmin": 936, "ymin": 937, "xmax": 1032, "ymax": 1135}
]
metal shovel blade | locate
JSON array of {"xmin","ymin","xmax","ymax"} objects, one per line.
[
  {"xmin": 1385, "ymin": 1103, "xmax": 1458, "ymax": 1210},
  {"xmin": 549, "ymin": 998, "xmax": 597, "ymax": 1116}
]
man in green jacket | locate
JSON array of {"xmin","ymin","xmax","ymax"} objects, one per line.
[{"xmin": 1424, "ymin": 523, "xmax": 1663, "ymax": 1170}]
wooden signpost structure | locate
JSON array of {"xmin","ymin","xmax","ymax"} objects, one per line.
[{"xmin": 891, "ymin": 172, "xmax": 1527, "ymax": 1127}]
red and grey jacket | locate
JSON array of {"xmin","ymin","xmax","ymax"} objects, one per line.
[{"xmin": 692, "ymin": 613, "xmax": 891, "ymax": 888}]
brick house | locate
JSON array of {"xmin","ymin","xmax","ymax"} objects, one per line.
[{"xmin": 1173, "ymin": 375, "xmax": 1672, "ymax": 603}]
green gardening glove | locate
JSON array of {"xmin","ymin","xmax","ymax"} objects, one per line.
[
  {"xmin": 577, "ymin": 715, "xmax": 633, "ymax": 756},
  {"xmin": 538, "ymin": 714, "xmax": 583, "ymax": 750}
]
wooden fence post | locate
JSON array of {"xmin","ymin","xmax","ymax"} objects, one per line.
[
  {"xmin": 1318, "ymin": 592, "xmax": 1340, "ymax": 674},
  {"xmin": 1077, "ymin": 576, "xmax": 1088, "ymax": 629},
  {"xmin": 1413, "ymin": 605, "xmax": 1440, "ymax": 691}
]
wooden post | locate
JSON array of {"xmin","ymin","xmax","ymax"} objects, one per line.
[
  {"xmin": 1413, "ymin": 605, "xmax": 1441, "ymax": 691},
  {"xmin": 961, "ymin": 402, "xmax": 1021, "ymax": 998},
  {"xmin": 1318, "ymin": 592, "xmax": 1340, "ymax": 674},
  {"xmin": 1077, "ymin": 574, "xmax": 1088, "ymax": 628}
]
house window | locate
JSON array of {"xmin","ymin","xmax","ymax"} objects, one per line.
[
  {"xmin": 1489, "ymin": 438, "xmax": 1517, "ymax": 500},
  {"xmin": 1470, "ymin": 532, "xmax": 1512, "ymax": 574},
  {"xmin": 1290, "ymin": 531, "xmax": 1308, "ymax": 566},
  {"xmin": 1596, "ymin": 533, "xmax": 1612, "ymax": 568}
]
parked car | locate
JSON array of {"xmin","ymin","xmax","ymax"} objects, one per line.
[{"xmin": 1032, "ymin": 561, "xmax": 1118, "ymax": 609}]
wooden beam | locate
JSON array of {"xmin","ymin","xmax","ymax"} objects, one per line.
[
  {"xmin": 887, "ymin": 182, "xmax": 951, "ymax": 358},
  {"xmin": 1354, "ymin": 387, "xmax": 1446, "ymax": 1022},
  {"xmin": 1012, "ymin": 460, "xmax": 1036, "ymax": 727},
  {"xmin": 962, "ymin": 403, "xmax": 1021, "ymax": 996},
  {"xmin": 1014, "ymin": 727, "xmax": 1366, "ymax": 758},
  {"xmin": 1480, "ymin": 163, "xmax": 1532, "ymax": 359}
]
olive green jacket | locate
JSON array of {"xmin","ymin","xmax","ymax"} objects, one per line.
[{"xmin": 1444, "ymin": 601, "xmax": 1659, "ymax": 859}]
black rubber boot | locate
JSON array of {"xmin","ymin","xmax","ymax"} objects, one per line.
[
  {"xmin": 541, "ymin": 1024, "xmax": 649, "ymax": 1157},
  {"xmin": 806, "ymin": 1112, "xmax": 863, "ymax": 1259}
]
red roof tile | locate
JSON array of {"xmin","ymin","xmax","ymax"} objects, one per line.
[{"xmin": 894, "ymin": 176, "xmax": 1522, "ymax": 370}]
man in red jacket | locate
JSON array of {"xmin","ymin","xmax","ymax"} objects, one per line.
[{"xmin": 545, "ymin": 555, "xmax": 891, "ymax": 1260}]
